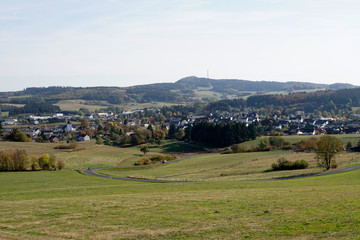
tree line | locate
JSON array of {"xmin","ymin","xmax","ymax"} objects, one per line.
[
  {"xmin": 0, "ymin": 150, "xmax": 65, "ymax": 171},
  {"xmin": 188, "ymin": 121, "xmax": 257, "ymax": 147},
  {"xmin": 0, "ymin": 100, "xmax": 61, "ymax": 115}
]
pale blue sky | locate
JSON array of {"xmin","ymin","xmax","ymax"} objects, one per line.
[{"xmin": 1, "ymin": 0, "xmax": 360, "ymax": 91}]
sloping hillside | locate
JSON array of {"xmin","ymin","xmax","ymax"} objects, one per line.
[{"xmin": 0, "ymin": 76, "xmax": 356, "ymax": 106}]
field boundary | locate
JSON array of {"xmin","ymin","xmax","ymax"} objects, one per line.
[
  {"xmin": 80, "ymin": 154, "xmax": 218, "ymax": 183},
  {"xmin": 80, "ymin": 153, "xmax": 360, "ymax": 182}
]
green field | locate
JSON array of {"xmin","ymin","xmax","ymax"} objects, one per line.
[
  {"xmin": 239, "ymin": 134, "xmax": 360, "ymax": 148},
  {"xmin": 55, "ymin": 100, "xmax": 110, "ymax": 112},
  {"xmin": 1, "ymin": 138, "xmax": 360, "ymax": 239},
  {"xmin": 55, "ymin": 99, "xmax": 184, "ymax": 112}
]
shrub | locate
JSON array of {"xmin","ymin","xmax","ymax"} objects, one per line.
[
  {"xmin": 143, "ymin": 158, "xmax": 152, "ymax": 165},
  {"xmin": 31, "ymin": 156, "xmax": 39, "ymax": 170},
  {"xmin": 5, "ymin": 128, "xmax": 31, "ymax": 142},
  {"xmin": 54, "ymin": 145, "xmax": 72, "ymax": 149},
  {"xmin": 296, "ymin": 137, "xmax": 318, "ymax": 151},
  {"xmin": 134, "ymin": 155, "xmax": 176, "ymax": 165},
  {"xmin": 222, "ymin": 147, "xmax": 232, "ymax": 154},
  {"xmin": 271, "ymin": 157, "xmax": 309, "ymax": 171},
  {"xmin": 70, "ymin": 140, "xmax": 79, "ymax": 151},
  {"xmin": 57, "ymin": 160, "xmax": 65, "ymax": 170},
  {"xmin": 293, "ymin": 159, "xmax": 309, "ymax": 169},
  {"xmin": 259, "ymin": 140, "xmax": 268, "ymax": 151},
  {"xmin": 346, "ymin": 141, "xmax": 353, "ymax": 150},
  {"xmin": 269, "ymin": 136, "xmax": 286, "ymax": 147},
  {"xmin": 330, "ymin": 160, "xmax": 338, "ymax": 169},
  {"xmin": 231, "ymin": 144, "xmax": 248, "ymax": 153},
  {"xmin": 134, "ymin": 159, "xmax": 145, "ymax": 165}
]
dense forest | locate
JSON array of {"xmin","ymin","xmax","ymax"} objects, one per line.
[
  {"xmin": 189, "ymin": 121, "xmax": 257, "ymax": 147},
  {"xmin": 0, "ymin": 101, "xmax": 61, "ymax": 115},
  {"xmin": 247, "ymin": 89, "xmax": 360, "ymax": 114},
  {"xmin": 0, "ymin": 76, "xmax": 356, "ymax": 106}
]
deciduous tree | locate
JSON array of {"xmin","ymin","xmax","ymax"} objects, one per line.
[{"xmin": 315, "ymin": 136, "xmax": 344, "ymax": 170}]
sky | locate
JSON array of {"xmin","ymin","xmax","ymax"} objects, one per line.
[{"xmin": 1, "ymin": 0, "xmax": 360, "ymax": 91}]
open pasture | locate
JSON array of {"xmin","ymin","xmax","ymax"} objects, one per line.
[
  {"xmin": 1, "ymin": 138, "xmax": 360, "ymax": 239},
  {"xmin": 239, "ymin": 134, "xmax": 360, "ymax": 147},
  {"xmin": 97, "ymin": 150, "xmax": 360, "ymax": 182},
  {"xmin": 1, "ymin": 165, "xmax": 360, "ymax": 239}
]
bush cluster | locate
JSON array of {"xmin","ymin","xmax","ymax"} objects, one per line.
[
  {"xmin": 271, "ymin": 157, "xmax": 309, "ymax": 171},
  {"xmin": 296, "ymin": 137, "xmax": 318, "ymax": 151},
  {"xmin": 4, "ymin": 129, "xmax": 31, "ymax": 142},
  {"xmin": 54, "ymin": 145, "xmax": 73, "ymax": 149},
  {"xmin": 134, "ymin": 155, "xmax": 176, "ymax": 166},
  {"xmin": 0, "ymin": 150, "xmax": 65, "ymax": 171},
  {"xmin": 0, "ymin": 149, "xmax": 28, "ymax": 171},
  {"xmin": 268, "ymin": 136, "xmax": 290, "ymax": 148}
]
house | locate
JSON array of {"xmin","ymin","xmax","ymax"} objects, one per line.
[
  {"xmin": 278, "ymin": 119, "xmax": 290, "ymax": 128},
  {"xmin": 31, "ymin": 128, "xmax": 41, "ymax": 138},
  {"xmin": 84, "ymin": 114, "xmax": 94, "ymax": 120},
  {"xmin": 49, "ymin": 136, "xmax": 60, "ymax": 143},
  {"xmin": 42, "ymin": 130, "xmax": 54, "ymax": 139},
  {"xmin": 300, "ymin": 127, "xmax": 316, "ymax": 135},
  {"xmin": 97, "ymin": 113, "xmax": 109, "ymax": 118},
  {"xmin": 289, "ymin": 115, "xmax": 303, "ymax": 123},
  {"xmin": 303, "ymin": 118, "xmax": 316, "ymax": 126},
  {"xmin": 314, "ymin": 120, "xmax": 329, "ymax": 129},
  {"xmin": 64, "ymin": 120, "xmax": 76, "ymax": 133},
  {"xmin": 286, "ymin": 128, "xmax": 302, "ymax": 135},
  {"xmin": 53, "ymin": 113, "xmax": 64, "ymax": 119},
  {"xmin": 344, "ymin": 127, "xmax": 360, "ymax": 134},
  {"xmin": 76, "ymin": 135, "xmax": 91, "ymax": 141},
  {"xmin": 2, "ymin": 119, "xmax": 18, "ymax": 125}
]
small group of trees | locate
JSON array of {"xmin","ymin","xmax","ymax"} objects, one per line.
[
  {"xmin": 134, "ymin": 155, "xmax": 176, "ymax": 166},
  {"xmin": 270, "ymin": 136, "xmax": 344, "ymax": 171},
  {"xmin": 31, "ymin": 153, "xmax": 65, "ymax": 171},
  {"xmin": 0, "ymin": 150, "xmax": 64, "ymax": 171},
  {"xmin": 0, "ymin": 149, "xmax": 29, "ymax": 171},
  {"xmin": 4, "ymin": 128, "xmax": 31, "ymax": 142},
  {"xmin": 189, "ymin": 121, "xmax": 257, "ymax": 147},
  {"xmin": 271, "ymin": 157, "xmax": 309, "ymax": 171}
]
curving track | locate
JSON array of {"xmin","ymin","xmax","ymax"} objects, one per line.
[
  {"xmin": 80, "ymin": 154, "xmax": 217, "ymax": 183},
  {"xmin": 80, "ymin": 154, "xmax": 360, "ymax": 183}
]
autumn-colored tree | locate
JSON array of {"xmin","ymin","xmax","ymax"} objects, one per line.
[
  {"xmin": 80, "ymin": 118, "xmax": 89, "ymax": 129},
  {"xmin": 70, "ymin": 140, "xmax": 79, "ymax": 151},
  {"xmin": 315, "ymin": 136, "xmax": 344, "ymax": 170},
  {"xmin": 96, "ymin": 136, "xmax": 103, "ymax": 145}
]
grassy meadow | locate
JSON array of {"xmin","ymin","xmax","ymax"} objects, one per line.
[
  {"xmin": 1, "ymin": 136, "xmax": 360, "ymax": 239},
  {"xmin": 54, "ymin": 99, "xmax": 183, "ymax": 112}
]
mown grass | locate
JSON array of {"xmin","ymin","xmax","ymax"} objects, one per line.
[
  {"xmin": 1, "ymin": 168, "xmax": 360, "ymax": 239},
  {"xmin": 0, "ymin": 140, "xmax": 137, "ymax": 169},
  {"xmin": 1, "ymin": 138, "xmax": 360, "ymax": 239},
  {"xmin": 125, "ymin": 141, "xmax": 205, "ymax": 154},
  {"xmin": 55, "ymin": 99, "xmax": 185, "ymax": 112},
  {"xmin": 239, "ymin": 134, "xmax": 360, "ymax": 148},
  {"xmin": 54, "ymin": 100, "xmax": 109, "ymax": 111},
  {"xmin": 97, "ymin": 151, "xmax": 360, "ymax": 181}
]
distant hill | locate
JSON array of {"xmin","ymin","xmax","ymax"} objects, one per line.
[
  {"xmin": 175, "ymin": 76, "xmax": 355, "ymax": 92},
  {"xmin": 0, "ymin": 76, "xmax": 357, "ymax": 107}
]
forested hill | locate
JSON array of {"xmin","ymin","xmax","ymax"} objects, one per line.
[
  {"xmin": 246, "ymin": 88, "xmax": 360, "ymax": 114},
  {"xmin": 175, "ymin": 76, "xmax": 355, "ymax": 92},
  {"xmin": 0, "ymin": 76, "xmax": 357, "ymax": 105}
]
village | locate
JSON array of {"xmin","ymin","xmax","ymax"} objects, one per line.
[{"xmin": 1, "ymin": 108, "xmax": 360, "ymax": 144}]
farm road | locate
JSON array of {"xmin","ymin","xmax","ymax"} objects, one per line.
[
  {"xmin": 81, "ymin": 154, "xmax": 360, "ymax": 183},
  {"xmin": 80, "ymin": 154, "xmax": 217, "ymax": 183},
  {"xmin": 263, "ymin": 164, "xmax": 360, "ymax": 181}
]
